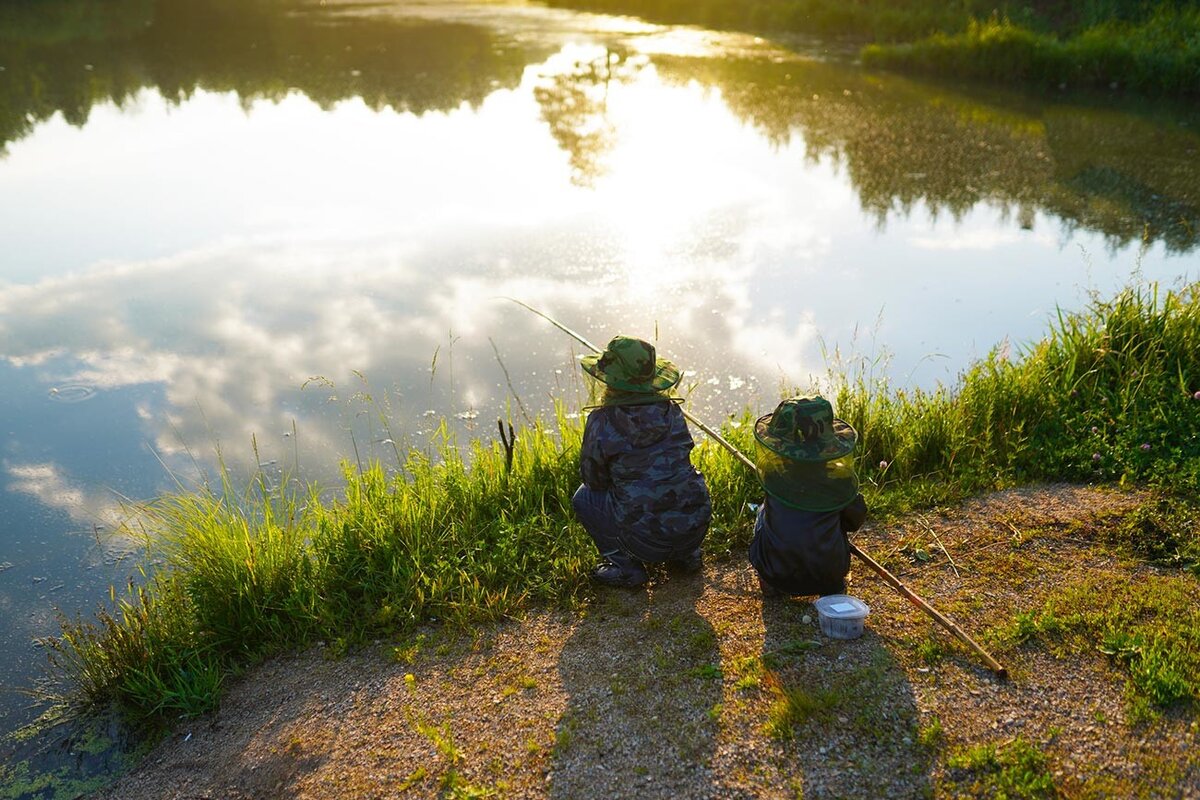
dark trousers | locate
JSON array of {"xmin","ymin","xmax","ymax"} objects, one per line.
[
  {"xmin": 572, "ymin": 485, "xmax": 628, "ymax": 559},
  {"xmin": 572, "ymin": 484, "xmax": 706, "ymax": 565}
]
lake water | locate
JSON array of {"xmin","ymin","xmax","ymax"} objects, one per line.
[{"xmin": 1, "ymin": 0, "xmax": 1199, "ymax": 785}]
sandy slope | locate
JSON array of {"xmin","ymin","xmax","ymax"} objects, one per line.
[{"xmin": 93, "ymin": 484, "xmax": 1200, "ymax": 799}]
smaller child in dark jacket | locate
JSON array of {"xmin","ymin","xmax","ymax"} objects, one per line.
[
  {"xmin": 748, "ymin": 395, "xmax": 866, "ymax": 597},
  {"xmin": 572, "ymin": 335, "xmax": 712, "ymax": 588}
]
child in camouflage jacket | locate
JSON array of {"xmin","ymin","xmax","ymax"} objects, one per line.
[{"xmin": 572, "ymin": 335, "xmax": 712, "ymax": 588}]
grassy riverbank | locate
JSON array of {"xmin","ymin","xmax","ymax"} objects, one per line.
[
  {"xmin": 82, "ymin": 487, "xmax": 1200, "ymax": 799},
  {"xmin": 544, "ymin": 0, "xmax": 1200, "ymax": 96},
  {"xmin": 46, "ymin": 282, "xmax": 1200, "ymax": 728},
  {"xmin": 862, "ymin": 7, "xmax": 1200, "ymax": 95}
]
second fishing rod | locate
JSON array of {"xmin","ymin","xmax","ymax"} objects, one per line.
[{"xmin": 505, "ymin": 297, "xmax": 1007, "ymax": 680}]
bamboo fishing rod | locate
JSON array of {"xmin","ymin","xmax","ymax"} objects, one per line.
[
  {"xmin": 502, "ymin": 298, "xmax": 743, "ymax": 454},
  {"xmin": 505, "ymin": 297, "xmax": 1008, "ymax": 680}
]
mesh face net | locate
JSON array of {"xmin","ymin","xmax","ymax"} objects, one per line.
[
  {"xmin": 585, "ymin": 371, "xmax": 607, "ymax": 407},
  {"xmin": 755, "ymin": 440, "xmax": 859, "ymax": 512},
  {"xmin": 583, "ymin": 371, "xmax": 673, "ymax": 408}
]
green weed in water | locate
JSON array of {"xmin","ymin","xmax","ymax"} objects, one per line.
[{"xmin": 0, "ymin": 760, "xmax": 113, "ymax": 800}]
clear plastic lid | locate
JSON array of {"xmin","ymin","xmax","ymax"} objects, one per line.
[{"xmin": 814, "ymin": 594, "xmax": 870, "ymax": 619}]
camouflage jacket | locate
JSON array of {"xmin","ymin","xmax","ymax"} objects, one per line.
[{"xmin": 579, "ymin": 401, "xmax": 711, "ymax": 559}]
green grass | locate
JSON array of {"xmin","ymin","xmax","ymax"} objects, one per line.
[
  {"xmin": 917, "ymin": 717, "xmax": 944, "ymax": 751},
  {"xmin": 992, "ymin": 573, "xmax": 1200, "ymax": 716},
  {"xmin": 863, "ymin": 9, "xmax": 1200, "ymax": 96},
  {"xmin": 943, "ymin": 736, "xmax": 1059, "ymax": 799},
  {"xmin": 542, "ymin": 0, "xmax": 1200, "ymax": 96},
  {"xmin": 765, "ymin": 683, "xmax": 840, "ymax": 739},
  {"xmin": 46, "ymin": 280, "xmax": 1200, "ymax": 724},
  {"xmin": 1104, "ymin": 494, "xmax": 1200, "ymax": 573},
  {"xmin": 49, "ymin": 415, "xmax": 595, "ymax": 719},
  {"xmin": 839, "ymin": 282, "xmax": 1200, "ymax": 517},
  {"xmin": 47, "ymin": 575, "xmax": 224, "ymax": 723},
  {"xmin": 764, "ymin": 652, "xmax": 903, "ymax": 741}
]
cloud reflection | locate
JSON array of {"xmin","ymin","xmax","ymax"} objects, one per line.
[
  {"xmin": 4, "ymin": 462, "xmax": 135, "ymax": 556},
  {"xmin": 0, "ymin": 41, "xmax": 1187, "ymax": 493},
  {"xmin": 0, "ymin": 214, "xmax": 825, "ymax": 486}
]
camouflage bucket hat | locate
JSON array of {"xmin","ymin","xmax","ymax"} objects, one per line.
[
  {"xmin": 754, "ymin": 395, "xmax": 857, "ymax": 462},
  {"xmin": 580, "ymin": 335, "xmax": 682, "ymax": 393}
]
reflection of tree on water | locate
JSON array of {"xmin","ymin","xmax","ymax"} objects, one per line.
[
  {"xmin": 1042, "ymin": 108, "xmax": 1200, "ymax": 253},
  {"xmin": 0, "ymin": 0, "xmax": 154, "ymax": 45},
  {"xmin": 0, "ymin": 0, "xmax": 529, "ymax": 153},
  {"xmin": 655, "ymin": 55, "xmax": 1200, "ymax": 253},
  {"xmin": 533, "ymin": 48, "xmax": 631, "ymax": 186},
  {"xmin": 7, "ymin": 0, "xmax": 1197, "ymax": 254}
]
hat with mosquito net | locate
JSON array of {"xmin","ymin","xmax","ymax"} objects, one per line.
[{"xmin": 754, "ymin": 395, "xmax": 859, "ymax": 511}]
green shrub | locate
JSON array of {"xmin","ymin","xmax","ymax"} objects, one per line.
[{"xmin": 864, "ymin": 8, "xmax": 1200, "ymax": 95}]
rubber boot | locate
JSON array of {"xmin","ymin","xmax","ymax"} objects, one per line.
[{"xmin": 591, "ymin": 550, "xmax": 648, "ymax": 588}]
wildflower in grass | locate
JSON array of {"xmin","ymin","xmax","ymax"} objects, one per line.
[
  {"xmin": 879, "ymin": 460, "xmax": 889, "ymax": 470},
  {"xmin": 1091, "ymin": 426, "xmax": 1099, "ymax": 434},
  {"xmin": 1093, "ymin": 453, "xmax": 1102, "ymax": 462},
  {"xmin": 1193, "ymin": 391, "xmax": 1200, "ymax": 400},
  {"xmin": 1141, "ymin": 443, "xmax": 1152, "ymax": 451}
]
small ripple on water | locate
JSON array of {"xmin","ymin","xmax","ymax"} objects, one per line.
[{"xmin": 47, "ymin": 384, "xmax": 97, "ymax": 403}]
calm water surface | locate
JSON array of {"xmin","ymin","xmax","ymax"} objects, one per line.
[{"xmin": 1, "ymin": 0, "xmax": 1199, "ymax": 784}]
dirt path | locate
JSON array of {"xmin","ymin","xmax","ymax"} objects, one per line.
[{"xmin": 94, "ymin": 484, "xmax": 1200, "ymax": 799}]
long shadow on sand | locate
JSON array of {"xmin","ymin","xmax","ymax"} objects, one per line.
[
  {"xmin": 550, "ymin": 571, "xmax": 721, "ymax": 798},
  {"xmin": 758, "ymin": 594, "xmax": 933, "ymax": 799}
]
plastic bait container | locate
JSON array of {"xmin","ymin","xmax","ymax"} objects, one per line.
[{"xmin": 813, "ymin": 594, "xmax": 871, "ymax": 640}]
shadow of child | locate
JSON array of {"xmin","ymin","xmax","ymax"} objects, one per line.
[
  {"xmin": 550, "ymin": 571, "xmax": 722, "ymax": 798},
  {"xmin": 758, "ymin": 595, "xmax": 933, "ymax": 799}
]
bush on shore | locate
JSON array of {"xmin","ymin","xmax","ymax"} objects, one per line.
[
  {"xmin": 863, "ymin": 9, "xmax": 1200, "ymax": 96},
  {"xmin": 543, "ymin": 0, "xmax": 1200, "ymax": 95}
]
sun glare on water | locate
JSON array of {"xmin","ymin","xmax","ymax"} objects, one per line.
[{"xmin": 590, "ymin": 67, "xmax": 762, "ymax": 295}]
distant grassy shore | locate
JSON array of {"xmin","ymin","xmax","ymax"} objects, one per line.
[
  {"xmin": 544, "ymin": 0, "xmax": 1200, "ymax": 96},
  {"xmin": 46, "ymin": 282, "xmax": 1200, "ymax": 728}
]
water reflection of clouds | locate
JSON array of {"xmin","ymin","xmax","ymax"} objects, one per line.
[
  {"xmin": 0, "ymin": 87, "xmax": 578, "ymax": 280},
  {"xmin": 0, "ymin": 221, "xmax": 808, "ymax": 483},
  {"xmin": 2, "ymin": 42, "xmax": 1188, "ymax": 490},
  {"xmin": 4, "ymin": 462, "xmax": 133, "ymax": 555}
]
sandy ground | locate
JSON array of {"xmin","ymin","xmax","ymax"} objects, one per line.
[{"xmin": 93, "ymin": 484, "xmax": 1200, "ymax": 799}]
